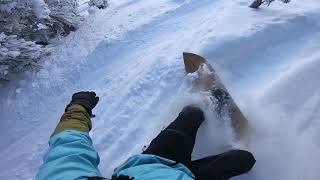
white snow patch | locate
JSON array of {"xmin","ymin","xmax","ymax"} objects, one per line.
[
  {"xmin": 7, "ymin": 51, "xmax": 21, "ymax": 58},
  {"xmin": 31, "ymin": 0, "xmax": 50, "ymax": 19}
]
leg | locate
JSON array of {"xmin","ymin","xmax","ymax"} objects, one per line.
[
  {"xmin": 143, "ymin": 105, "xmax": 204, "ymax": 165},
  {"xmin": 190, "ymin": 150, "xmax": 256, "ymax": 180}
]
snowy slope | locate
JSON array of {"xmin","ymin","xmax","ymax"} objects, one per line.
[{"xmin": 1, "ymin": 0, "xmax": 320, "ymax": 179}]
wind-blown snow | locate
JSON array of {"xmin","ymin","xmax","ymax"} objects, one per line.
[
  {"xmin": 31, "ymin": 0, "xmax": 50, "ymax": 18},
  {"xmin": 1, "ymin": 0, "xmax": 320, "ymax": 179}
]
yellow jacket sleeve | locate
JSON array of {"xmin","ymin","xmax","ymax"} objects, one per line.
[{"xmin": 52, "ymin": 104, "xmax": 92, "ymax": 136}]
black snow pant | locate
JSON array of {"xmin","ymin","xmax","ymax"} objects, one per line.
[{"xmin": 143, "ymin": 105, "xmax": 256, "ymax": 180}]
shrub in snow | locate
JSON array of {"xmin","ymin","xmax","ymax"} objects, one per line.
[
  {"xmin": 250, "ymin": 0, "xmax": 290, "ymax": 9},
  {"xmin": 0, "ymin": 0, "xmax": 81, "ymax": 83},
  {"xmin": 44, "ymin": 0, "xmax": 83, "ymax": 41},
  {"xmin": 0, "ymin": 33, "xmax": 51, "ymax": 82},
  {"xmin": 0, "ymin": 0, "xmax": 81, "ymax": 44},
  {"xmin": 88, "ymin": 0, "xmax": 108, "ymax": 9}
]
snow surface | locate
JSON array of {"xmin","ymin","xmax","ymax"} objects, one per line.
[{"xmin": 1, "ymin": 0, "xmax": 320, "ymax": 179}]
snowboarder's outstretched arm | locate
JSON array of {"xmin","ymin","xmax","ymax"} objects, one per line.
[{"xmin": 36, "ymin": 92, "xmax": 103, "ymax": 180}]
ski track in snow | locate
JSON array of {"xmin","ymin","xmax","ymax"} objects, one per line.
[{"xmin": 1, "ymin": 0, "xmax": 320, "ymax": 179}]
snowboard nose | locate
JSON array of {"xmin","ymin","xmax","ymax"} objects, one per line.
[{"xmin": 183, "ymin": 52, "xmax": 207, "ymax": 73}]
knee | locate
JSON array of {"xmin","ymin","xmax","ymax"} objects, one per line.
[
  {"xmin": 181, "ymin": 105, "xmax": 204, "ymax": 121},
  {"xmin": 230, "ymin": 150, "xmax": 256, "ymax": 171}
]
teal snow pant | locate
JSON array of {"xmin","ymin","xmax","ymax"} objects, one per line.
[
  {"xmin": 36, "ymin": 105, "xmax": 196, "ymax": 180},
  {"xmin": 37, "ymin": 105, "xmax": 255, "ymax": 180},
  {"xmin": 36, "ymin": 130, "xmax": 195, "ymax": 180}
]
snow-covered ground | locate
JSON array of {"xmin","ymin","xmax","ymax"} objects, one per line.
[{"xmin": 1, "ymin": 0, "xmax": 320, "ymax": 179}]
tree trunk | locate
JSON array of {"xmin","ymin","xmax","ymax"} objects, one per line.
[{"xmin": 249, "ymin": 0, "xmax": 263, "ymax": 8}]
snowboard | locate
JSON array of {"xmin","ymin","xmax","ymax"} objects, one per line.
[{"xmin": 183, "ymin": 52, "xmax": 249, "ymax": 141}]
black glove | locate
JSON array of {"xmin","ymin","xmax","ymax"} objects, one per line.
[{"xmin": 66, "ymin": 91, "xmax": 99, "ymax": 117}]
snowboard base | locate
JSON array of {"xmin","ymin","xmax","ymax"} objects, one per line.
[{"xmin": 183, "ymin": 52, "xmax": 249, "ymax": 141}]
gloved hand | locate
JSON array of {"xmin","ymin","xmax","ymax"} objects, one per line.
[{"xmin": 66, "ymin": 91, "xmax": 99, "ymax": 117}]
